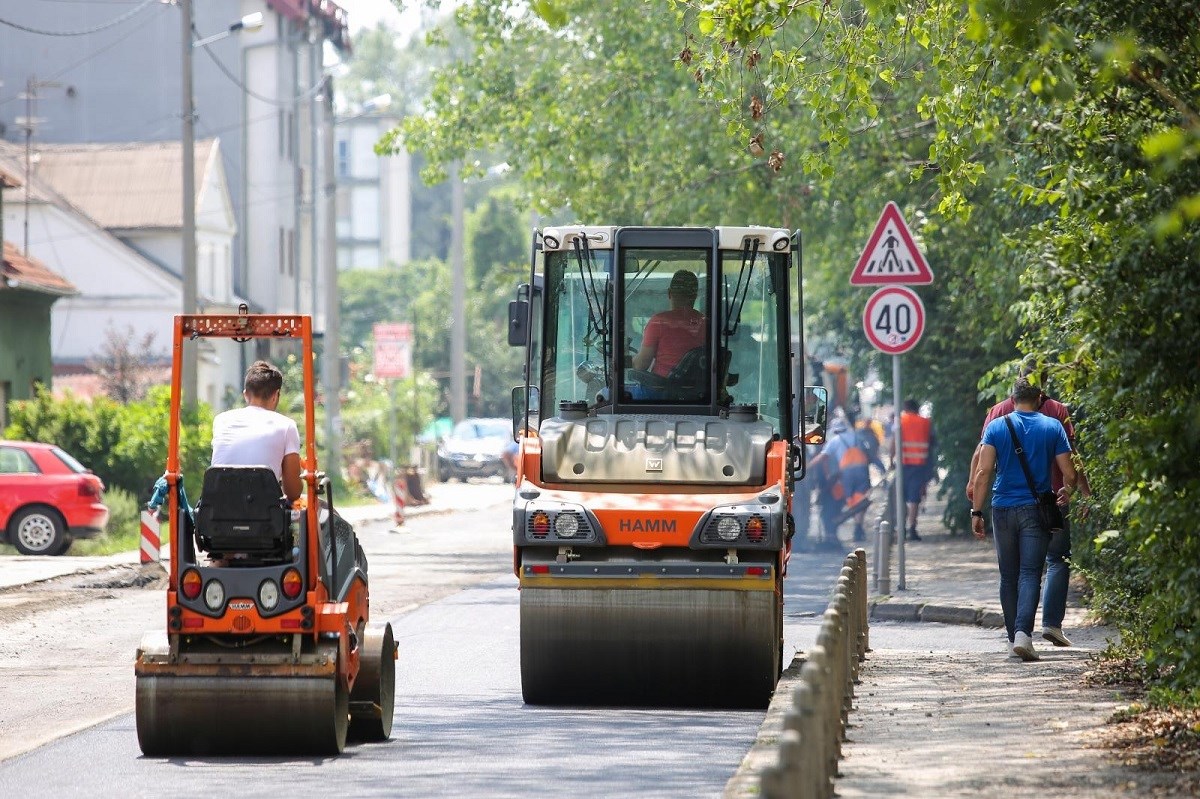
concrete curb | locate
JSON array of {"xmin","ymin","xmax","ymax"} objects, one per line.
[
  {"xmin": 724, "ymin": 654, "xmax": 807, "ymax": 798},
  {"xmin": 869, "ymin": 599, "xmax": 1005, "ymax": 629}
]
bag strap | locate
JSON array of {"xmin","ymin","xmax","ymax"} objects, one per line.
[{"xmin": 1003, "ymin": 415, "xmax": 1041, "ymax": 505}]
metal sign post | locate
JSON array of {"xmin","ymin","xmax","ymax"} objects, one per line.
[
  {"xmin": 854, "ymin": 203, "xmax": 933, "ymax": 593},
  {"xmin": 892, "ymin": 354, "xmax": 906, "ymax": 590}
]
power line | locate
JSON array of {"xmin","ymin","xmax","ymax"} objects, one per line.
[
  {"xmin": 197, "ymin": 34, "xmax": 328, "ymax": 109},
  {"xmin": 0, "ymin": 3, "xmax": 167, "ymax": 109},
  {"xmin": 0, "ymin": 0, "xmax": 158, "ymax": 37}
]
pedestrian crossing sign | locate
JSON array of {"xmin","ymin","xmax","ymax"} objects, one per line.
[{"xmin": 849, "ymin": 202, "xmax": 934, "ymax": 285}]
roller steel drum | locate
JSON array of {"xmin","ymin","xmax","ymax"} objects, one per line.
[
  {"xmin": 349, "ymin": 622, "xmax": 396, "ymax": 742},
  {"xmin": 135, "ymin": 635, "xmax": 349, "ymax": 756},
  {"xmin": 520, "ymin": 587, "xmax": 780, "ymax": 708}
]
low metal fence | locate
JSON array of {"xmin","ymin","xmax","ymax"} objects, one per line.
[{"xmin": 760, "ymin": 548, "xmax": 869, "ymax": 799}]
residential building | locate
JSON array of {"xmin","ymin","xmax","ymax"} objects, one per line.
[
  {"xmin": 335, "ymin": 111, "xmax": 411, "ymax": 270},
  {"xmin": 0, "ymin": 0, "xmax": 349, "ymax": 325},
  {"xmin": 0, "ymin": 139, "xmax": 244, "ymax": 409},
  {"xmin": 0, "ymin": 165, "xmax": 77, "ymax": 428}
]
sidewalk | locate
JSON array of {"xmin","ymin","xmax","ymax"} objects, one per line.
[{"xmin": 731, "ymin": 482, "xmax": 1181, "ymax": 798}]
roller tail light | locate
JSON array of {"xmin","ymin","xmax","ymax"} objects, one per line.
[{"xmin": 180, "ymin": 569, "xmax": 202, "ymax": 600}]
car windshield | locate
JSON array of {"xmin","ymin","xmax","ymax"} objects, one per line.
[
  {"xmin": 450, "ymin": 420, "xmax": 509, "ymax": 440},
  {"xmin": 51, "ymin": 447, "xmax": 88, "ymax": 474}
]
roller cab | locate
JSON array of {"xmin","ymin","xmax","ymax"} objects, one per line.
[
  {"xmin": 509, "ymin": 227, "xmax": 827, "ymax": 709},
  {"xmin": 135, "ymin": 313, "xmax": 395, "ymax": 756}
]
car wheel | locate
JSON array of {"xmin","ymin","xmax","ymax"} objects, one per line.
[{"xmin": 10, "ymin": 506, "xmax": 69, "ymax": 556}]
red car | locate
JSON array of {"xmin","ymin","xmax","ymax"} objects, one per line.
[{"xmin": 0, "ymin": 440, "xmax": 109, "ymax": 555}]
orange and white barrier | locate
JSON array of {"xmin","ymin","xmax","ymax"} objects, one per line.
[{"xmin": 140, "ymin": 510, "xmax": 161, "ymax": 564}]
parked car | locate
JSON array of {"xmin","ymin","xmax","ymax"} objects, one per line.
[
  {"xmin": 0, "ymin": 440, "xmax": 109, "ymax": 555},
  {"xmin": 436, "ymin": 418, "xmax": 515, "ymax": 482}
]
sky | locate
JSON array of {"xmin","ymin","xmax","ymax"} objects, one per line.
[{"xmin": 336, "ymin": 0, "xmax": 420, "ymax": 35}]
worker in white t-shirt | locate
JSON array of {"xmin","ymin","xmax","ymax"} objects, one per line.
[{"xmin": 211, "ymin": 360, "xmax": 303, "ymax": 503}]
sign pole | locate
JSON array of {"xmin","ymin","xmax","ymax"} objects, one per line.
[{"xmin": 893, "ymin": 354, "xmax": 906, "ymax": 590}]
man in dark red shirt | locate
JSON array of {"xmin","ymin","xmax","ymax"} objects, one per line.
[
  {"xmin": 632, "ymin": 270, "xmax": 706, "ymax": 377},
  {"xmin": 967, "ymin": 384, "xmax": 1090, "ymax": 648}
]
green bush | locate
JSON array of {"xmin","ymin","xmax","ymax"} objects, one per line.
[
  {"xmin": 71, "ymin": 486, "xmax": 142, "ymax": 556},
  {"xmin": 3, "ymin": 385, "xmax": 212, "ymax": 501}
]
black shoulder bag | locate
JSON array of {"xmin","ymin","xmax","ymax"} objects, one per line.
[{"xmin": 1003, "ymin": 415, "xmax": 1064, "ymax": 533}]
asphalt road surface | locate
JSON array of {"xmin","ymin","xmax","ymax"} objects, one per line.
[{"xmin": 0, "ymin": 483, "xmax": 851, "ymax": 798}]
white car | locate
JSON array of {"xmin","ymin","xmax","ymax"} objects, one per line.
[{"xmin": 436, "ymin": 418, "xmax": 515, "ymax": 482}]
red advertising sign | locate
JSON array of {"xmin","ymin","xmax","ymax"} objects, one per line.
[{"xmin": 373, "ymin": 322, "xmax": 413, "ymax": 379}]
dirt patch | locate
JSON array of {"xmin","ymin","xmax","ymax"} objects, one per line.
[{"xmin": 1082, "ymin": 656, "xmax": 1200, "ymax": 795}]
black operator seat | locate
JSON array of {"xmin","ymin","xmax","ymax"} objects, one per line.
[{"xmin": 195, "ymin": 466, "xmax": 292, "ymax": 560}]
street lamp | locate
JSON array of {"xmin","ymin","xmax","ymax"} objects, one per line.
[{"xmin": 180, "ymin": 4, "xmax": 264, "ymax": 405}]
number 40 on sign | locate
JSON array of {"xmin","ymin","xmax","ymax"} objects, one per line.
[{"xmin": 862, "ymin": 286, "xmax": 926, "ymax": 355}]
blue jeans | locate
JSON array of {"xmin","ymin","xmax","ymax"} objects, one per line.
[
  {"xmin": 991, "ymin": 504, "xmax": 1049, "ymax": 641},
  {"xmin": 1041, "ymin": 520, "xmax": 1071, "ymax": 629}
]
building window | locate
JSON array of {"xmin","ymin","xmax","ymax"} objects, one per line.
[{"xmin": 337, "ymin": 139, "xmax": 350, "ymax": 178}]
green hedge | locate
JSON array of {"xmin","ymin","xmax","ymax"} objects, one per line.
[{"xmin": 4, "ymin": 385, "xmax": 212, "ymax": 501}]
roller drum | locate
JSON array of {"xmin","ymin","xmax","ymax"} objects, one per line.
[
  {"xmin": 349, "ymin": 622, "xmax": 396, "ymax": 742},
  {"xmin": 136, "ymin": 674, "xmax": 348, "ymax": 756},
  {"xmin": 521, "ymin": 587, "xmax": 780, "ymax": 708}
]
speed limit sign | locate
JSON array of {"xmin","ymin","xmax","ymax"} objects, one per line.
[{"xmin": 863, "ymin": 286, "xmax": 925, "ymax": 355}]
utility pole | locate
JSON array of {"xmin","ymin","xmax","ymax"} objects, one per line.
[
  {"xmin": 321, "ymin": 75, "xmax": 342, "ymax": 478},
  {"xmin": 450, "ymin": 162, "xmax": 466, "ymax": 423},
  {"xmin": 180, "ymin": 0, "xmax": 198, "ymax": 406},
  {"xmin": 17, "ymin": 76, "xmax": 59, "ymax": 254}
]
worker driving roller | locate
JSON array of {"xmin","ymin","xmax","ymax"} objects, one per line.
[
  {"xmin": 631, "ymin": 269, "xmax": 706, "ymax": 377},
  {"xmin": 211, "ymin": 360, "xmax": 303, "ymax": 503}
]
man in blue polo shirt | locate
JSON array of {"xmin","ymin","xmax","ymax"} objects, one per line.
[{"xmin": 970, "ymin": 377, "xmax": 1078, "ymax": 662}]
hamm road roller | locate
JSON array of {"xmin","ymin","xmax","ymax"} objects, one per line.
[
  {"xmin": 508, "ymin": 226, "xmax": 827, "ymax": 709},
  {"xmin": 135, "ymin": 312, "xmax": 395, "ymax": 755}
]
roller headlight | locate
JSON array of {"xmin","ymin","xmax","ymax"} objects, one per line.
[
  {"xmin": 258, "ymin": 579, "xmax": 280, "ymax": 611},
  {"xmin": 554, "ymin": 512, "xmax": 580, "ymax": 538},
  {"xmin": 716, "ymin": 516, "xmax": 741, "ymax": 542},
  {"xmin": 203, "ymin": 579, "xmax": 226, "ymax": 612}
]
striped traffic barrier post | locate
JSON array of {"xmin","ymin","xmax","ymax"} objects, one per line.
[{"xmin": 140, "ymin": 509, "xmax": 161, "ymax": 564}]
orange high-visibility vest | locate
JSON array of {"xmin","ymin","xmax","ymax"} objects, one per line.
[{"xmin": 899, "ymin": 411, "xmax": 932, "ymax": 466}]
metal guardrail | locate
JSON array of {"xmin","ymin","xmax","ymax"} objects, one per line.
[{"xmin": 760, "ymin": 548, "xmax": 869, "ymax": 799}]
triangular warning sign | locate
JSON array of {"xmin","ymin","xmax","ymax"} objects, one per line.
[{"xmin": 850, "ymin": 202, "xmax": 934, "ymax": 285}]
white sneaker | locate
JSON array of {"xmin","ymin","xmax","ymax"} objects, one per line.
[
  {"xmin": 1006, "ymin": 641, "xmax": 1020, "ymax": 659},
  {"xmin": 1042, "ymin": 627, "xmax": 1072, "ymax": 647},
  {"xmin": 1012, "ymin": 631, "xmax": 1040, "ymax": 661}
]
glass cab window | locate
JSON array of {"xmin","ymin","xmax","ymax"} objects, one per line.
[
  {"xmin": 540, "ymin": 248, "xmax": 614, "ymax": 411},
  {"xmin": 623, "ymin": 249, "xmax": 711, "ymax": 404}
]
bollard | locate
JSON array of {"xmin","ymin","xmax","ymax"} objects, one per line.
[
  {"xmin": 140, "ymin": 509, "xmax": 161, "ymax": 564},
  {"xmin": 792, "ymin": 681, "xmax": 818, "ymax": 799},
  {"xmin": 855, "ymin": 548, "xmax": 870, "ymax": 656},
  {"xmin": 760, "ymin": 763, "xmax": 786, "ymax": 799},
  {"xmin": 876, "ymin": 519, "xmax": 892, "ymax": 595},
  {"xmin": 802, "ymin": 649, "xmax": 831, "ymax": 798},
  {"xmin": 835, "ymin": 589, "xmax": 856, "ymax": 716},
  {"xmin": 817, "ymin": 622, "xmax": 843, "ymax": 769},
  {"xmin": 838, "ymin": 573, "xmax": 859, "ymax": 685},
  {"xmin": 778, "ymin": 728, "xmax": 804, "ymax": 798}
]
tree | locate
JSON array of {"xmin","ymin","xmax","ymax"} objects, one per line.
[{"xmin": 89, "ymin": 325, "xmax": 159, "ymax": 404}]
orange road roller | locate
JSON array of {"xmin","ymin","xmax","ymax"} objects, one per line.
[
  {"xmin": 135, "ymin": 312, "xmax": 395, "ymax": 755},
  {"xmin": 507, "ymin": 226, "xmax": 827, "ymax": 709}
]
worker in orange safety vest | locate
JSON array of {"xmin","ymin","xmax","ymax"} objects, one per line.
[{"xmin": 891, "ymin": 399, "xmax": 937, "ymax": 541}]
